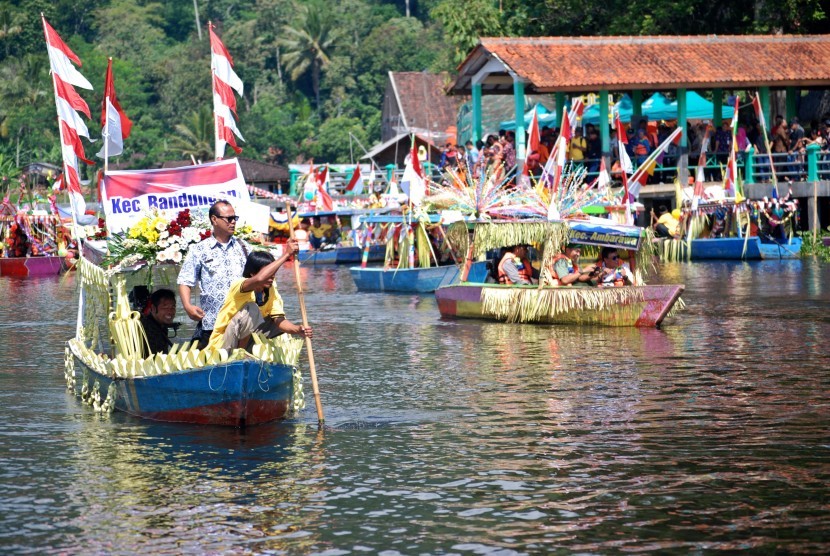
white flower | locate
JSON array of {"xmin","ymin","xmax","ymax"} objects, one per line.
[
  {"xmin": 155, "ymin": 220, "xmax": 167, "ymax": 232},
  {"xmin": 157, "ymin": 239, "xmax": 169, "ymax": 249},
  {"xmin": 171, "ymin": 250, "xmax": 183, "ymax": 263},
  {"xmin": 159, "ymin": 230, "xmax": 169, "ymax": 239},
  {"xmin": 182, "ymin": 227, "xmax": 201, "ymax": 243}
]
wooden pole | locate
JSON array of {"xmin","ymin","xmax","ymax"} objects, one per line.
[{"xmin": 286, "ymin": 204, "xmax": 325, "ymax": 425}]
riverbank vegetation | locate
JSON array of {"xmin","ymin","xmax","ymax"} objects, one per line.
[{"xmin": 0, "ymin": 0, "xmax": 825, "ymax": 170}]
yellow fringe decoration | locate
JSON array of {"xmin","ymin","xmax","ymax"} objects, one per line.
[{"xmin": 480, "ymin": 286, "xmax": 647, "ymax": 325}]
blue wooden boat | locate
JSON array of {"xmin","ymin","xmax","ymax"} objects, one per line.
[
  {"xmin": 71, "ymin": 356, "xmax": 295, "ymax": 427},
  {"xmin": 350, "ymin": 260, "xmax": 490, "ymax": 293},
  {"xmin": 298, "ymin": 244, "xmax": 385, "ymax": 265},
  {"xmin": 689, "ymin": 237, "xmax": 802, "ymax": 260}
]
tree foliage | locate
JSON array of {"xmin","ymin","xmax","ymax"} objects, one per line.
[{"xmin": 0, "ymin": 0, "xmax": 825, "ymax": 170}]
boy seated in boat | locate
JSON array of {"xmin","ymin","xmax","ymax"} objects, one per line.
[
  {"xmin": 140, "ymin": 288, "xmax": 179, "ymax": 357},
  {"xmin": 208, "ymin": 249, "xmax": 312, "ymax": 351},
  {"xmin": 497, "ymin": 245, "xmax": 537, "ymax": 285},
  {"xmin": 543, "ymin": 243, "xmax": 599, "ymax": 287},
  {"xmin": 596, "ymin": 247, "xmax": 635, "ymax": 287}
]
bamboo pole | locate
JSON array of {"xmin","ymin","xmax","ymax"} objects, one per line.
[{"xmin": 286, "ymin": 203, "xmax": 324, "ymax": 425}]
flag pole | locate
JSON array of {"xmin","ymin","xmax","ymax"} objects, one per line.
[
  {"xmin": 286, "ymin": 202, "xmax": 324, "ymax": 425},
  {"xmin": 209, "ymin": 21, "xmax": 222, "ymax": 161},
  {"xmin": 103, "ymin": 58, "xmax": 111, "ymax": 175}
]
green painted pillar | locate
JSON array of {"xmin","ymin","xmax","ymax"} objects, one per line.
[
  {"xmin": 632, "ymin": 90, "xmax": 642, "ymax": 125},
  {"xmin": 472, "ymin": 83, "xmax": 483, "ymax": 145},
  {"xmin": 760, "ymin": 87, "xmax": 772, "ymax": 128},
  {"xmin": 555, "ymin": 92, "xmax": 565, "ymax": 125},
  {"xmin": 786, "ymin": 87, "xmax": 797, "ymax": 122},
  {"xmin": 806, "ymin": 143, "xmax": 820, "ymax": 182},
  {"xmin": 600, "ymin": 90, "xmax": 610, "ymax": 171},
  {"xmin": 677, "ymin": 87, "xmax": 689, "ymax": 188},
  {"xmin": 744, "ymin": 145, "xmax": 755, "ymax": 184},
  {"xmin": 289, "ymin": 168, "xmax": 301, "ymax": 196},
  {"xmin": 513, "ymin": 79, "xmax": 526, "ymax": 164},
  {"xmin": 712, "ymin": 88, "xmax": 723, "ymax": 127}
]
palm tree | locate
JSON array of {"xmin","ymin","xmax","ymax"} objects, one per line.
[
  {"xmin": 279, "ymin": 1, "xmax": 341, "ymax": 112},
  {"xmin": 0, "ymin": 7, "xmax": 23, "ymax": 58},
  {"xmin": 169, "ymin": 107, "xmax": 214, "ymax": 163}
]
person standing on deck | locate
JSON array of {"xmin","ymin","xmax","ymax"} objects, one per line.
[{"xmin": 178, "ymin": 200, "xmax": 297, "ymax": 349}]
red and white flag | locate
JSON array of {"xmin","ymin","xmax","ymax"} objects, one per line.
[
  {"xmin": 615, "ymin": 114, "xmax": 631, "ymax": 200},
  {"xmin": 521, "ymin": 106, "xmax": 542, "ymax": 181},
  {"xmin": 315, "ymin": 165, "xmax": 334, "ymax": 211},
  {"xmin": 345, "ymin": 165, "xmax": 364, "ymax": 195},
  {"xmin": 401, "ymin": 140, "xmax": 426, "ymax": 205},
  {"xmin": 752, "ymin": 93, "xmax": 766, "ymax": 130},
  {"xmin": 97, "ymin": 58, "xmax": 132, "ymax": 159},
  {"xmin": 209, "ymin": 23, "xmax": 244, "ymax": 159},
  {"xmin": 43, "ymin": 16, "xmax": 93, "ymax": 223}
]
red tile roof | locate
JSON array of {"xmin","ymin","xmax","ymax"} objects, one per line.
[
  {"xmin": 451, "ymin": 35, "xmax": 830, "ymax": 93},
  {"xmin": 390, "ymin": 72, "xmax": 468, "ymax": 133}
]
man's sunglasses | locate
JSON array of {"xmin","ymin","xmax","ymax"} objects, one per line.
[{"xmin": 215, "ymin": 215, "xmax": 239, "ymax": 223}]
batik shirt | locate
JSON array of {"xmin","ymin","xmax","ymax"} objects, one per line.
[{"xmin": 177, "ymin": 237, "xmax": 250, "ymax": 331}]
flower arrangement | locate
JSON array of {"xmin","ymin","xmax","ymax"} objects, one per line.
[{"xmin": 105, "ymin": 209, "xmax": 257, "ymax": 268}]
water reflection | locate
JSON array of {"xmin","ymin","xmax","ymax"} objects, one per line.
[{"xmin": 1, "ymin": 261, "xmax": 829, "ymax": 554}]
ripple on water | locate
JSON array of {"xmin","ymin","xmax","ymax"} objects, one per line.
[{"xmin": 1, "ymin": 264, "xmax": 829, "ymax": 554}]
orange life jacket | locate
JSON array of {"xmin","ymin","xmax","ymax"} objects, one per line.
[
  {"xmin": 497, "ymin": 253, "xmax": 533, "ymax": 284},
  {"xmin": 546, "ymin": 253, "xmax": 573, "ymax": 286}
]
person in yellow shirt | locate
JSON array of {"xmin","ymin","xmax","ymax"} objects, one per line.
[
  {"xmin": 209, "ymin": 245, "xmax": 312, "ymax": 351},
  {"xmin": 652, "ymin": 205, "xmax": 680, "ymax": 238},
  {"xmin": 309, "ymin": 216, "xmax": 335, "ymax": 249},
  {"xmin": 569, "ymin": 128, "xmax": 587, "ymax": 162}
]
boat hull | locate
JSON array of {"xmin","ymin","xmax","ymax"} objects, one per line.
[
  {"xmin": 72, "ymin": 356, "xmax": 295, "ymax": 427},
  {"xmin": 0, "ymin": 255, "xmax": 63, "ymax": 277},
  {"xmin": 435, "ymin": 284, "xmax": 685, "ymax": 327},
  {"xmin": 298, "ymin": 245, "xmax": 385, "ymax": 265},
  {"xmin": 350, "ymin": 261, "xmax": 490, "ymax": 293},
  {"xmin": 689, "ymin": 237, "xmax": 802, "ymax": 260}
]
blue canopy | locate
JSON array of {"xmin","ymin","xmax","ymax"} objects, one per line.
[
  {"xmin": 499, "ymin": 104, "xmax": 552, "ymax": 131},
  {"xmin": 668, "ymin": 91, "xmax": 734, "ymax": 121},
  {"xmin": 639, "ymin": 92, "xmax": 675, "ymax": 121},
  {"xmin": 581, "ymin": 94, "xmax": 634, "ymax": 125}
]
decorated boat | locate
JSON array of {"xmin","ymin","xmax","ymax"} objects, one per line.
[
  {"xmin": 656, "ymin": 194, "xmax": 802, "ymax": 261},
  {"xmin": 436, "ymin": 219, "xmax": 684, "ymax": 327},
  {"xmin": 1, "ymin": 190, "xmax": 73, "ymax": 277},
  {"xmin": 67, "ymin": 255, "xmax": 305, "ymax": 426},
  {"xmin": 349, "ymin": 213, "xmax": 490, "ymax": 293}
]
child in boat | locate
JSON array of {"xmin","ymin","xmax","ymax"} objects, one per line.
[{"xmin": 208, "ymin": 249, "xmax": 312, "ymax": 351}]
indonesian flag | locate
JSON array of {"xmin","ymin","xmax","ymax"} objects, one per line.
[
  {"xmin": 316, "ymin": 166, "xmax": 334, "ymax": 211},
  {"xmin": 615, "ymin": 114, "xmax": 631, "ymax": 200},
  {"xmin": 43, "ymin": 16, "xmax": 93, "ymax": 223},
  {"xmin": 59, "ymin": 164, "xmax": 86, "ymax": 222},
  {"xmin": 521, "ymin": 106, "xmax": 541, "ymax": 180},
  {"xmin": 731, "ymin": 96, "xmax": 740, "ymax": 150},
  {"xmin": 400, "ymin": 140, "xmax": 425, "ymax": 205},
  {"xmin": 752, "ymin": 93, "xmax": 766, "ymax": 130},
  {"xmin": 597, "ymin": 157, "xmax": 611, "ymax": 189},
  {"xmin": 97, "ymin": 58, "xmax": 131, "ymax": 160},
  {"xmin": 209, "ymin": 23, "xmax": 244, "ymax": 159},
  {"xmin": 692, "ymin": 131, "xmax": 711, "ymax": 209},
  {"xmin": 723, "ymin": 148, "xmax": 738, "ymax": 196},
  {"xmin": 42, "ymin": 17, "xmax": 92, "ymax": 90},
  {"xmin": 569, "ymin": 98, "xmax": 584, "ymax": 128},
  {"xmin": 345, "ymin": 165, "xmax": 364, "ymax": 194}
]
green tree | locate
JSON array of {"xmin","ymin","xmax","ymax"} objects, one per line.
[
  {"xmin": 279, "ymin": 0, "xmax": 343, "ymax": 112},
  {"xmin": 430, "ymin": 0, "xmax": 502, "ymax": 64},
  {"xmin": 169, "ymin": 106, "xmax": 214, "ymax": 163}
]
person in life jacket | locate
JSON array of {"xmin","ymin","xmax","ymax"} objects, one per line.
[
  {"xmin": 596, "ymin": 247, "xmax": 635, "ymax": 287},
  {"xmin": 497, "ymin": 245, "xmax": 536, "ymax": 285},
  {"xmin": 545, "ymin": 243, "xmax": 599, "ymax": 287}
]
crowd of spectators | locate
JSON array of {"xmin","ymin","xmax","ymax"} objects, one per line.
[{"xmin": 438, "ymin": 107, "xmax": 830, "ymax": 184}]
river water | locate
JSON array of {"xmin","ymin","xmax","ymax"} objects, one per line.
[{"xmin": 1, "ymin": 261, "xmax": 828, "ymax": 554}]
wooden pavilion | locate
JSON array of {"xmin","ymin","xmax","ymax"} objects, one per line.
[{"xmin": 449, "ymin": 35, "xmax": 830, "ymax": 186}]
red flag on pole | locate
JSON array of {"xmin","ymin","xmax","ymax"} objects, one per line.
[
  {"xmin": 345, "ymin": 165, "xmax": 363, "ymax": 194},
  {"xmin": 101, "ymin": 58, "xmax": 132, "ymax": 139}
]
